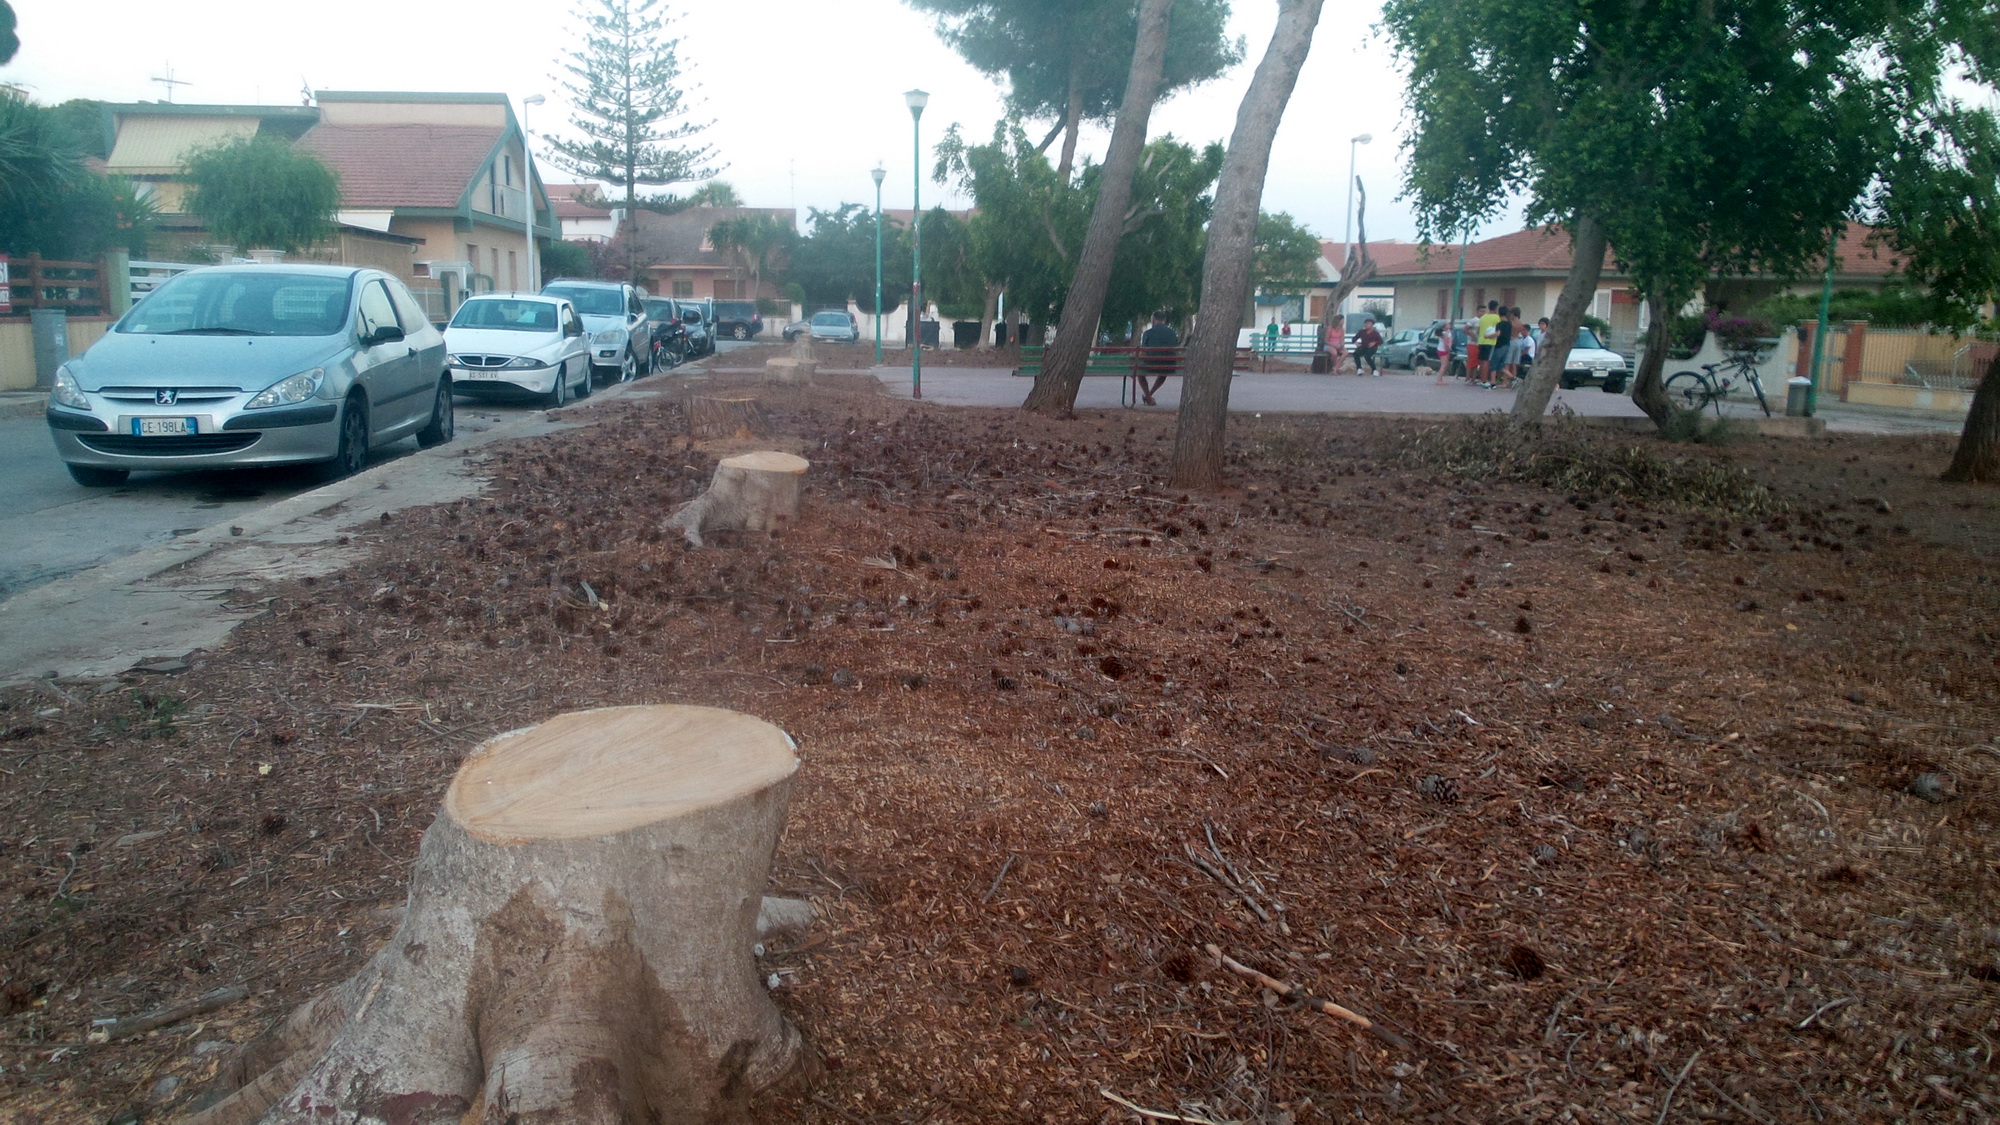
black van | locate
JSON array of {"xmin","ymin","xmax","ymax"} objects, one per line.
[{"xmin": 711, "ymin": 300, "xmax": 764, "ymax": 340}]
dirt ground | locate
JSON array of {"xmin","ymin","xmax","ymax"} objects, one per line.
[{"xmin": 2, "ymin": 373, "xmax": 1997, "ymax": 1123}]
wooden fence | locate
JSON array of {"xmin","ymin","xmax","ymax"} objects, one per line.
[{"xmin": 3, "ymin": 254, "xmax": 114, "ymax": 318}]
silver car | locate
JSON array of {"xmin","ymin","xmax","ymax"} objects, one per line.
[
  {"xmin": 46, "ymin": 265, "xmax": 452, "ymax": 487},
  {"xmin": 539, "ymin": 279, "xmax": 650, "ymax": 382},
  {"xmin": 445, "ymin": 294, "xmax": 593, "ymax": 407}
]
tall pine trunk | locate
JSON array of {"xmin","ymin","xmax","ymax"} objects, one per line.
[
  {"xmin": 1630, "ymin": 293, "xmax": 1677, "ymax": 428},
  {"xmin": 1511, "ymin": 213, "xmax": 1606, "ymax": 425},
  {"xmin": 1941, "ymin": 349, "xmax": 2000, "ymax": 481},
  {"xmin": 1166, "ymin": 0, "xmax": 1327, "ymax": 486},
  {"xmin": 1022, "ymin": 0, "xmax": 1175, "ymax": 417}
]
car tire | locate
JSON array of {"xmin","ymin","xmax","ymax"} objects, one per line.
[
  {"xmin": 1558, "ymin": 373, "xmax": 1579, "ymax": 389},
  {"xmin": 574, "ymin": 360, "xmax": 593, "ymax": 399},
  {"xmin": 732, "ymin": 324, "xmax": 749, "ymax": 340},
  {"xmin": 1603, "ymin": 376, "xmax": 1629, "ymax": 394},
  {"xmin": 66, "ymin": 464, "xmax": 129, "ymax": 487},
  {"xmin": 416, "ymin": 379, "xmax": 456, "ymax": 448},
  {"xmin": 546, "ymin": 364, "xmax": 571, "ymax": 409},
  {"xmin": 322, "ymin": 396, "xmax": 368, "ymax": 481}
]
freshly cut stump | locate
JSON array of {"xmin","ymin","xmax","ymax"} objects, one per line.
[
  {"xmin": 764, "ymin": 356, "xmax": 815, "ymax": 385},
  {"xmin": 188, "ymin": 705, "xmax": 803, "ymax": 1125},
  {"xmin": 665, "ymin": 451, "xmax": 809, "ymax": 548},
  {"xmin": 689, "ymin": 391, "xmax": 769, "ymax": 439}
]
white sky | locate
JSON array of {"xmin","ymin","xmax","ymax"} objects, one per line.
[{"xmin": 2, "ymin": 0, "xmax": 1530, "ymax": 245}]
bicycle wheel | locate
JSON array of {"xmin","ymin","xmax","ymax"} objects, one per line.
[
  {"xmin": 1745, "ymin": 370, "xmax": 1772, "ymax": 416},
  {"xmin": 1665, "ymin": 371, "xmax": 1712, "ymax": 414}
]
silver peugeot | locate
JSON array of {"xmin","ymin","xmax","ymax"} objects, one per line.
[{"xmin": 46, "ymin": 264, "xmax": 453, "ymax": 487}]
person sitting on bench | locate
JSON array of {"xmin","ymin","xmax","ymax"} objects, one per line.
[{"xmin": 1137, "ymin": 311, "xmax": 1179, "ymax": 406}]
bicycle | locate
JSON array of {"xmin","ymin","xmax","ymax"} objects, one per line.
[{"xmin": 1665, "ymin": 351, "xmax": 1772, "ymax": 417}]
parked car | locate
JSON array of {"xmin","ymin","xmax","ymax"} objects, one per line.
[
  {"xmin": 644, "ymin": 297, "xmax": 691, "ymax": 368},
  {"xmin": 539, "ymin": 279, "xmax": 650, "ymax": 382},
  {"xmin": 1554, "ymin": 327, "xmax": 1630, "ymax": 392},
  {"xmin": 679, "ymin": 300, "xmax": 715, "ymax": 357},
  {"xmin": 1376, "ymin": 327, "xmax": 1430, "ymax": 369},
  {"xmin": 711, "ymin": 299, "xmax": 764, "ymax": 340},
  {"xmin": 780, "ymin": 318, "xmax": 809, "ymax": 343},
  {"xmin": 806, "ymin": 309, "xmax": 860, "ymax": 344},
  {"xmin": 444, "ymin": 294, "xmax": 592, "ymax": 408},
  {"xmin": 46, "ymin": 264, "xmax": 452, "ymax": 486}
]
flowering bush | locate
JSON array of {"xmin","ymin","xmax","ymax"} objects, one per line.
[{"xmin": 1706, "ymin": 312, "xmax": 1777, "ymax": 356}]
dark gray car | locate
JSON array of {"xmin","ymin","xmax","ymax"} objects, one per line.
[
  {"xmin": 46, "ymin": 265, "xmax": 452, "ymax": 486},
  {"xmin": 1376, "ymin": 328, "xmax": 1430, "ymax": 369}
]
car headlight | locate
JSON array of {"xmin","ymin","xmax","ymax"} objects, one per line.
[
  {"xmin": 246, "ymin": 367, "xmax": 325, "ymax": 409},
  {"xmin": 591, "ymin": 329, "xmax": 624, "ymax": 345},
  {"xmin": 504, "ymin": 356, "xmax": 550, "ymax": 369},
  {"xmin": 50, "ymin": 364, "xmax": 91, "ymax": 410}
]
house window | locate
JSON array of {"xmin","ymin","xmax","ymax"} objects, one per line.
[
  {"xmin": 467, "ymin": 244, "xmax": 477, "ymax": 269},
  {"xmin": 672, "ymin": 280, "xmax": 693, "ymax": 298},
  {"xmin": 1436, "ymin": 290, "xmax": 1448, "ymax": 319},
  {"xmin": 1501, "ymin": 287, "xmax": 1517, "ymax": 309}
]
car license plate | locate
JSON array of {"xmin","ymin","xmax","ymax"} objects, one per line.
[
  {"xmin": 455, "ymin": 370, "xmax": 502, "ymax": 380},
  {"xmin": 133, "ymin": 416, "xmax": 198, "ymax": 436}
]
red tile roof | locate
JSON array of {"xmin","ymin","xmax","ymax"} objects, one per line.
[
  {"xmin": 1375, "ymin": 224, "xmax": 1902, "ymax": 280},
  {"xmin": 547, "ymin": 182, "xmax": 614, "ymax": 220},
  {"xmin": 297, "ymin": 123, "xmax": 502, "ymax": 210}
]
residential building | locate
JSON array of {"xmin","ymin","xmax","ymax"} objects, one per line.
[
  {"xmin": 620, "ymin": 205, "xmax": 798, "ymax": 301},
  {"xmin": 100, "ymin": 101, "xmax": 322, "ymax": 257},
  {"xmin": 547, "ymin": 184, "xmax": 622, "ymax": 244}
]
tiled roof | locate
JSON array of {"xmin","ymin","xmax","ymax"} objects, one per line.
[
  {"xmin": 296, "ymin": 123, "xmax": 502, "ymax": 210},
  {"xmin": 1319, "ymin": 239, "xmax": 1422, "ymax": 280},
  {"xmin": 1375, "ymin": 225, "xmax": 1902, "ymax": 280},
  {"xmin": 547, "ymin": 183, "xmax": 613, "ymax": 220},
  {"xmin": 622, "ymin": 206, "xmax": 797, "ymax": 270}
]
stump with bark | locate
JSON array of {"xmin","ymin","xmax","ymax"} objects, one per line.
[
  {"xmin": 188, "ymin": 705, "xmax": 804, "ymax": 1125},
  {"xmin": 665, "ymin": 451, "xmax": 810, "ymax": 548},
  {"xmin": 764, "ymin": 356, "xmax": 815, "ymax": 385},
  {"xmin": 689, "ymin": 391, "xmax": 770, "ymax": 440}
]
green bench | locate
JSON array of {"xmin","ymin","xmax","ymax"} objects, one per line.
[{"xmin": 1014, "ymin": 345, "xmax": 1256, "ymax": 405}]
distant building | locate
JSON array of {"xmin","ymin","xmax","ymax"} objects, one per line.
[
  {"xmin": 546, "ymin": 183, "xmax": 622, "ymax": 244},
  {"xmin": 620, "ymin": 205, "xmax": 797, "ymax": 301}
]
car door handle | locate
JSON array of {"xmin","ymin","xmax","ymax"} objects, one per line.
[{"xmin": 405, "ymin": 348, "xmax": 416, "ymax": 358}]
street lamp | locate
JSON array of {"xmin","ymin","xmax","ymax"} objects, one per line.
[
  {"xmin": 871, "ymin": 164, "xmax": 887, "ymax": 366},
  {"xmin": 906, "ymin": 88, "xmax": 928, "ymax": 400},
  {"xmin": 521, "ymin": 94, "xmax": 545, "ymax": 293},
  {"xmin": 1337, "ymin": 132, "xmax": 1372, "ymax": 332}
]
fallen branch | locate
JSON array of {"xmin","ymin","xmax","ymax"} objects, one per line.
[
  {"xmin": 981, "ymin": 853, "xmax": 1018, "ymax": 904},
  {"xmin": 90, "ymin": 984, "xmax": 247, "ymax": 1042},
  {"xmin": 1654, "ymin": 1051, "xmax": 1702, "ymax": 1125},
  {"xmin": 1098, "ymin": 1087, "xmax": 1235, "ymax": 1125},
  {"xmin": 1204, "ymin": 944, "xmax": 1408, "ymax": 1050}
]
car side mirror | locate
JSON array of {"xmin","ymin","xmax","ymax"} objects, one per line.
[
  {"xmin": 565, "ymin": 322, "xmax": 582, "ymax": 337},
  {"xmin": 683, "ymin": 311, "xmax": 699, "ymax": 323},
  {"xmin": 364, "ymin": 324, "xmax": 405, "ymax": 346}
]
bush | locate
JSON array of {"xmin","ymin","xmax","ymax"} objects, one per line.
[
  {"xmin": 1706, "ymin": 311, "xmax": 1776, "ymax": 356},
  {"xmin": 1393, "ymin": 415, "xmax": 1777, "ymax": 514},
  {"xmin": 1667, "ymin": 314, "xmax": 1706, "ymax": 359}
]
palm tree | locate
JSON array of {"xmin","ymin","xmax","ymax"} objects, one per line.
[{"xmin": 709, "ymin": 212, "xmax": 796, "ymax": 301}]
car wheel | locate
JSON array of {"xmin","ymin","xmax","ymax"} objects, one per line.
[
  {"xmin": 1558, "ymin": 373, "xmax": 1579, "ymax": 389},
  {"xmin": 1603, "ymin": 376, "xmax": 1629, "ymax": 394},
  {"xmin": 547, "ymin": 363, "xmax": 570, "ymax": 408},
  {"xmin": 322, "ymin": 396, "xmax": 368, "ymax": 481},
  {"xmin": 416, "ymin": 378, "xmax": 456, "ymax": 448},
  {"xmin": 618, "ymin": 350, "xmax": 638, "ymax": 383},
  {"xmin": 574, "ymin": 360, "xmax": 593, "ymax": 399},
  {"xmin": 732, "ymin": 324, "xmax": 749, "ymax": 340},
  {"xmin": 66, "ymin": 464, "xmax": 129, "ymax": 487}
]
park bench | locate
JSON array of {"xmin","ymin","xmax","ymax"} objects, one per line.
[
  {"xmin": 1014, "ymin": 345, "xmax": 1256, "ymax": 405},
  {"xmin": 1249, "ymin": 334, "xmax": 1323, "ymax": 371}
]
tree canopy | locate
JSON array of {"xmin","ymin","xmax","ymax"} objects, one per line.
[
  {"xmin": 789, "ymin": 204, "xmax": 910, "ymax": 310},
  {"xmin": 1253, "ymin": 211, "xmax": 1321, "ymax": 294},
  {"xmin": 708, "ymin": 210, "xmax": 797, "ymax": 299},
  {"xmin": 1, "ymin": 91, "xmax": 157, "ymax": 259},
  {"xmin": 0, "ymin": 1, "xmax": 17, "ymax": 65},
  {"xmin": 183, "ymin": 134, "xmax": 340, "ymax": 253},
  {"xmin": 908, "ymin": 0, "xmax": 1241, "ymax": 178}
]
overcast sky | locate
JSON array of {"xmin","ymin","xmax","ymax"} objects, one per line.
[{"xmin": 2, "ymin": 0, "xmax": 1530, "ymax": 246}]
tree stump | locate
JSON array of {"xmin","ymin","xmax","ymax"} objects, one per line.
[
  {"xmin": 764, "ymin": 356, "xmax": 815, "ymax": 385},
  {"xmin": 665, "ymin": 451, "xmax": 809, "ymax": 548},
  {"xmin": 188, "ymin": 705, "xmax": 804, "ymax": 1125},
  {"xmin": 689, "ymin": 392, "xmax": 770, "ymax": 440}
]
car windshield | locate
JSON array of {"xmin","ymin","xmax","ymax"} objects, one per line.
[
  {"xmin": 120, "ymin": 271, "xmax": 353, "ymax": 337},
  {"xmin": 543, "ymin": 286, "xmax": 625, "ymax": 316},
  {"xmin": 450, "ymin": 300, "xmax": 557, "ymax": 332},
  {"xmin": 812, "ymin": 312, "xmax": 847, "ymax": 326},
  {"xmin": 1573, "ymin": 327, "xmax": 1605, "ymax": 350},
  {"xmin": 646, "ymin": 300, "xmax": 676, "ymax": 320}
]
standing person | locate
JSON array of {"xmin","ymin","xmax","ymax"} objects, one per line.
[
  {"xmin": 1482, "ymin": 304, "xmax": 1513, "ymax": 388},
  {"xmin": 1136, "ymin": 311, "xmax": 1179, "ymax": 406},
  {"xmin": 1352, "ymin": 317, "xmax": 1384, "ymax": 376},
  {"xmin": 1513, "ymin": 311, "xmax": 1538, "ymax": 386},
  {"xmin": 1472, "ymin": 300, "xmax": 1502, "ymax": 382}
]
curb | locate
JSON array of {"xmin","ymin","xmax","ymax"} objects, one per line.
[{"xmin": 0, "ymin": 393, "xmax": 46, "ymax": 420}]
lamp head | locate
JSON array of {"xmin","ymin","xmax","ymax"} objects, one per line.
[
  {"xmin": 523, "ymin": 94, "xmax": 546, "ymax": 107},
  {"xmin": 871, "ymin": 165, "xmax": 887, "ymax": 187},
  {"xmin": 1353, "ymin": 132, "xmax": 1372, "ymax": 144},
  {"xmin": 905, "ymin": 89, "xmax": 929, "ymax": 118}
]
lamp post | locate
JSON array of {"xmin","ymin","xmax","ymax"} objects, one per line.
[
  {"xmin": 872, "ymin": 164, "xmax": 887, "ymax": 366},
  {"xmin": 1337, "ymin": 132, "xmax": 1372, "ymax": 329},
  {"xmin": 906, "ymin": 89, "xmax": 928, "ymax": 400},
  {"xmin": 521, "ymin": 94, "xmax": 545, "ymax": 293}
]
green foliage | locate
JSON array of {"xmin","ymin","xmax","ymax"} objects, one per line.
[
  {"xmin": 1867, "ymin": 108, "xmax": 2000, "ymax": 330},
  {"xmin": 932, "ymin": 119, "xmax": 1081, "ymax": 325},
  {"xmin": 790, "ymin": 204, "xmax": 908, "ymax": 310},
  {"xmin": 910, "ymin": 207, "xmax": 983, "ymax": 319},
  {"xmin": 908, "ymin": 0, "xmax": 1241, "ymax": 148},
  {"xmin": 1748, "ymin": 284, "xmax": 1946, "ymax": 330},
  {"xmin": 1254, "ymin": 210, "xmax": 1320, "ymax": 292},
  {"xmin": 0, "ymin": 1, "xmax": 16, "ymax": 65},
  {"xmin": 1394, "ymin": 415, "xmax": 1777, "ymax": 515},
  {"xmin": 539, "ymin": 238, "xmax": 596, "ymax": 279},
  {"xmin": 1658, "ymin": 408, "xmax": 1745, "ymax": 446},
  {"xmin": 0, "ymin": 92, "xmax": 155, "ymax": 258},
  {"xmin": 1668, "ymin": 314, "xmax": 1707, "ymax": 359},
  {"xmin": 708, "ymin": 210, "xmax": 796, "ymax": 295},
  {"xmin": 183, "ymin": 134, "xmax": 339, "ymax": 252},
  {"xmin": 1103, "ymin": 136, "xmax": 1222, "ymax": 329},
  {"xmin": 688, "ymin": 181, "xmax": 740, "ymax": 207},
  {"xmin": 543, "ymin": 0, "xmax": 718, "ymax": 209}
]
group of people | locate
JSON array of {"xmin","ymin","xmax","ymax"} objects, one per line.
[{"xmin": 1462, "ymin": 300, "xmax": 1547, "ymax": 389}]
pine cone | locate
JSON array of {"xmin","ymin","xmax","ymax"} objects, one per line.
[{"xmin": 1419, "ymin": 775, "xmax": 1461, "ymax": 804}]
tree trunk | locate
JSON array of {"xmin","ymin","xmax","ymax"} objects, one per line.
[
  {"xmin": 1941, "ymin": 349, "xmax": 2000, "ymax": 482},
  {"xmin": 187, "ymin": 704, "xmax": 804, "ymax": 1125},
  {"xmin": 1056, "ymin": 57, "xmax": 1086, "ymax": 186},
  {"xmin": 690, "ymin": 392, "xmax": 772, "ymax": 438},
  {"xmin": 1166, "ymin": 0, "xmax": 1327, "ymax": 488},
  {"xmin": 1022, "ymin": 0, "xmax": 1176, "ymax": 418},
  {"xmin": 1315, "ymin": 180, "xmax": 1376, "ymax": 355},
  {"xmin": 1630, "ymin": 292, "xmax": 1677, "ymax": 429},
  {"xmin": 976, "ymin": 282, "xmax": 1002, "ymax": 350},
  {"xmin": 666, "ymin": 451, "xmax": 810, "ymax": 548},
  {"xmin": 1510, "ymin": 213, "xmax": 1606, "ymax": 426}
]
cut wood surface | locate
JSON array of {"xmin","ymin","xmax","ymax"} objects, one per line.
[
  {"xmin": 187, "ymin": 704, "xmax": 804, "ymax": 1125},
  {"xmin": 690, "ymin": 391, "xmax": 769, "ymax": 439},
  {"xmin": 665, "ymin": 451, "xmax": 810, "ymax": 548},
  {"xmin": 765, "ymin": 356, "xmax": 816, "ymax": 385}
]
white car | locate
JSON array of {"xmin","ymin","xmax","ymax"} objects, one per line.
[
  {"xmin": 539, "ymin": 279, "xmax": 651, "ymax": 382},
  {"xmin": 445, "ymin": 295, "xmax": 593, "ymax": 407},
  {"xmin": 1555, "ymin": 327, "xmax": 1630, "ymax": 393}
]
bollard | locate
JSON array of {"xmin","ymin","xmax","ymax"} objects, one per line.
[{"xmin": 1785, "ymin": 376, "xmax": 1812, "ymax": 417}]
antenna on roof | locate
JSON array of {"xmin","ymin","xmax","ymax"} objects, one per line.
[
  {"xmin": 300, "ymin": 79, "xmax": 315, "ymax": 107},
  {"xmin": 150, "ymin": 64, "xmax": 191, "ymax": 104}
]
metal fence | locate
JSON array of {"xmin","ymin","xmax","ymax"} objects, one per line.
[{"xmin": 1856, "ymin": 329, "xmax": 1997, "ymax": 392}]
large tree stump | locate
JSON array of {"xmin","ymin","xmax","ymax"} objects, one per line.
[
  {"xmin": 664, "ymin": 451, "xmax": 809, "ymax": 548},
  {"xmin": 188, "ymin": 705, "xmax": 803, "ymax": 1125},
  {"xmin": 689, "ymin": 391, "xmax": 769, "ymax": 439},
  {"xmin": 763, "ymin": 356, "xmax": 815, "ymax": 385}
]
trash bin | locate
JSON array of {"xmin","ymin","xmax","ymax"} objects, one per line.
[
  {"xmin": 30, "ymin": 309, "xmax": 70, "ymax": 389},
  {"xmin": 1785, "ymin": 376, "xmax": 1812, "ymax": 417},
  {"xmin": 994, "ymin": 321, "xmax": 1010, "ymax": 348},
  {"xmin": 952, "ymin": 320, "xmax": 981, "ymax": 349},
  {"xmin": 919, "ymin": 319, "xmax": 941, "ymax": 348}
]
